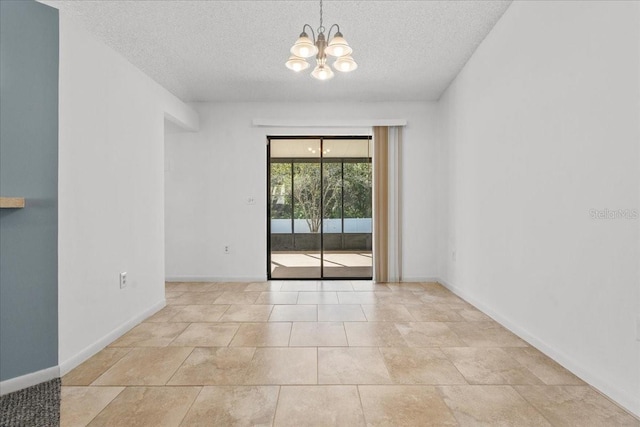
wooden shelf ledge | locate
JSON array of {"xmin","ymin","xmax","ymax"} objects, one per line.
[{"xmin": 0, "ymin": 197, "xmax": 25, "ymax": 208}]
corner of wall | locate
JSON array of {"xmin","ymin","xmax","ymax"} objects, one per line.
[{"xmin": 56, "ymin": 12, "xmax": 193, "ymax": 376}]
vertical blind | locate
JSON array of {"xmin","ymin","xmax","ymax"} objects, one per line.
[{"xmin": 373, "ymin": 126, "xmax": 402, "ymax": 283}]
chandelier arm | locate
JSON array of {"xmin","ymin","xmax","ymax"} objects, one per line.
[
  {"xmin": 287, "ymin": 0, "xmax": 355, "ymax": 79},
  {"xmin": 302, "ymin": 23, "xmax": 316, "ymax": 44},
  {"xmin": 326, "ymin": 24, "xmax": 341, "ymax": 41}
]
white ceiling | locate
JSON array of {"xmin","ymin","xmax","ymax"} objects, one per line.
[{"xmin": 42, "ymin": 0, "xmax": 512, "ymax": 102}]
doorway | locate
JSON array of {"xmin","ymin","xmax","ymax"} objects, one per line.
[{"xmin": 267, "ymin": 136, "xmax": 373, "ymax": 280}]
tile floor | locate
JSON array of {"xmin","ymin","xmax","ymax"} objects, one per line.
[
  {"xmin": 270, "ymin": 252, "xmax": 373, "ymax": 279},
  {"xmin": 61, "ymin": 281, "xmax": 640, "ymax": 426}
]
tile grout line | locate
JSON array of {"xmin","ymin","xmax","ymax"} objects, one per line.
[
  {"xmin": 78, "ymin": 347, "xmax": 134, "ymax": 387},
  {"xmin": 375, "ymin": 346, "xmax": 394, "ymax": 384},
  {"xmin": 267, "ymin": 303, "xmax": 276, "ymax": 322},
  {"xmin": 355, "ymin": 384, "xmax": 368, "ymax": 426},
  {"xmin": 225, "ymin": 322, "xmax": 244, "ymax": 347},
  {"xmin": 164, "ymin": 346, "xmax": 197, "ymax": 386},
  {"xmin": 272, "ymin": 385, "xmax": 282, "ymax": 426},
  {"xmin": 165, "ymin": 322, "xmax": 193, "ymax": 347},
  {"xmin": 434, "ymin": 385, "xmax": 462, "ymax": 424},
  {"xmin": 340, "ymin": 321, "xmax": 348, "ymax": 347},
  {"xmin": 81, "ymin": 386, "xmax": 127, "ymax": 425},
  {"xmin": 438, "ymin": 346, "xmax": 471, "ymax": 386},
  {"xmin": 511, "ymin": 384, "xmax": 555, "ymax": 426},
  {"xmin": 176, "ymin": 385, "xmax": 204, "ymax": 426},
  {"xmin": 61, "ymin": 283, "xmax": 639, "ymax": 424}
]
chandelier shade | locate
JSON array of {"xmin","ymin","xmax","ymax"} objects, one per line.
[
  {"xmin": 311, "ymin": 64, "xmax": 334, "ymax": 80},
  {"xmin": 285, "ymin": 55, "xmax": 310, "ymax": 72},
  {"xmin": 290, "ymin": 33, "xmax": 318, "ymax": 58},
  {"xmin": 325, "ymin": 33, "xmax": 352, "ymax": 57},
  {"xmin": 286, "ymin": 0, "xmax": 357, "ymax": 80},
  {"xmin": 333, "ymin": 55, "xmax": 358, "ymax": 72}
]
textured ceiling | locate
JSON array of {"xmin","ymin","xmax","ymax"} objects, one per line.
[{"xmin": 42, "ymin": 0, "xmax": 512, "ymax": 102}]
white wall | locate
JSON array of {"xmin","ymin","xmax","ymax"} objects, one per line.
[
  {"xmin": 58, "ymin": 15, "xmax": 197, "ymax": 373},
  {"xmin": 437, "ymin": 0, "xmax": 640, "ymax": 416},
  {"xmin": 165, "ymin": 102, "xmax": 438, "ymax": 282}
]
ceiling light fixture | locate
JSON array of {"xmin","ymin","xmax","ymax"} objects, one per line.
[
  {"xmin": 285, "ymin": 0, "xmax": 357, "ymax": 80},
  {"xmin": 307, "ymin": 147, "xmax": 331, "ymax": 155}
]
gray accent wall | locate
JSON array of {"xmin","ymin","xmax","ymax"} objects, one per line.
[{"xmin": 0, "ymin": 0, "xmax": 59, "ymax": 381}]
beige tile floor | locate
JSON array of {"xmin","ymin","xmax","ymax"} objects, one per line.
[
  {"xmin": 270, "ymin": 252, "xmax": 373, "ymax": 279},
  {"xmin": 61, "ymin": 281, "xmax": 640, "ymax": 426}
]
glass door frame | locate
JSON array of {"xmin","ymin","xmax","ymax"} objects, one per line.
[{"xmin": 266, "ymin": 135, "xmax": 373, "ymax": 281}]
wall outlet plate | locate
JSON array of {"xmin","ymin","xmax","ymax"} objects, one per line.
[
  {"xmin": 224, "ymin": 245, "xmax": 231, "ymax": 255},
  {"xmin": 119, "ymin": 272, "xmax": 127, "ymax": 289}
]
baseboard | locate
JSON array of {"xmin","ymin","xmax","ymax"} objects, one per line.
[
  {"xmin": 436, "ymin": 277, "xmax": 640, "ymax": 418},
  {"xmin": 166, "ymin": 276, "xmax": 267, "ymax": 282},
  {"xmin": 0, "ymin": 366, "xmax": 60, "ymax": 396},
  {"xmin": 168, "ymin": 276, "xmax": 437, "ymax": 283},
  {"xmin": 58, "ymin": 299, "xmax": 166, "ymax": 376},
  {"xmin": 399, "ymin": 276, "xmax": 440, "ymax": 283}
]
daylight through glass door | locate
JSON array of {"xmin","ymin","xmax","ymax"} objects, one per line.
[{"xmin": 268, "ymin": 136, "xmax": 372, "ymax": 280}]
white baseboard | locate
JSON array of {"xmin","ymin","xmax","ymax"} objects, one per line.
[
  {"xmin": 436, "ymin": 277, "xmax": 640, "ymax": 418},
  {"xmin": 168, "ymin": 276, "xmax": 437, "ymax": 283},
  {"xmin": 58, "ymin": 299, "xmax": 166, "ymax": 376},
  {"xmin": 400, "ymin": 276, "xmax": 440, "ymax": 283},
  {"xmin": 0, "ymin": 366, "xmax": 60, "ymax": 396},
  {"xmin": 166, "ymin": 276, "xmax": 267, "ymax": 283}
]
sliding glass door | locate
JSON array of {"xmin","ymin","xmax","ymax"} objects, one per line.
[
  {"xmin": 268, "ymin": 136, "xmax": 372, "ymax": 280},
  {"xmin": 269, "ymin": 139, "xmax": 322, "ymax": 278}
]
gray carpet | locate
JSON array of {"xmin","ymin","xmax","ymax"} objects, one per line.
[{"xmin": 0, "ymin": 378, "xmax": 60, "ymax": 427}]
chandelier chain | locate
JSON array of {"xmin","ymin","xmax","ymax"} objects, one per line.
[{"xmin": 319, "ymin": 0, "xmax": 324, "ymax": 33}]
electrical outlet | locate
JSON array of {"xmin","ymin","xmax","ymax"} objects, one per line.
[
  {"xmin": 247, "ymin": 197, "xmax": 256, "ymax": 205},
  {"xmin": 224, "ymin": 245, "xmax": 231, "ymax": 255},
  {"xmin": 119, "ymin": 272, "xmax": 127, "ymax": 289}
]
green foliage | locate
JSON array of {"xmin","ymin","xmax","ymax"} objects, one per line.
[
  {"xmin": 270, "ymin": 160, "xmax": 371, "ymax": 233},
  {"xmin": 270, "ymin": 163, "xmax": 292, "ymax": 220},
  {"xmin": 344, "ymin": 162, "xmax": 372, "ymax": 218}
]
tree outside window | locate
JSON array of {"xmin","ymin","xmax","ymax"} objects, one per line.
[{"xmin": 270, "ymin": 160, "xmax": 371, "ymax": 233}]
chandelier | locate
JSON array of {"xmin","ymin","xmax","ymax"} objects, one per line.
[{"xmin": 285, "ymin": 0, "xmax": 357, "ymax": 80}]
